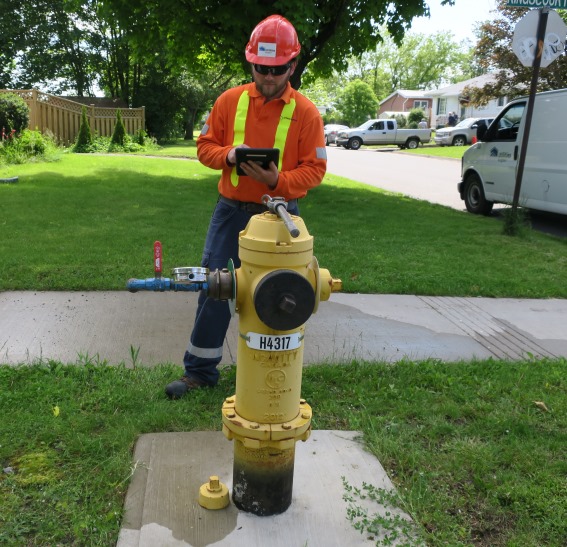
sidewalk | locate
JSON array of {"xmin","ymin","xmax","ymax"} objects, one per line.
[{"xmin": 1, "ymin": 291, "xmax": 566, "ymax": 366}]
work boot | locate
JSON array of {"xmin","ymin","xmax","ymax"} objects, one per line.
[{"xmin": 165, "ymin": 376, "xmax": 207, "ymax": 399}]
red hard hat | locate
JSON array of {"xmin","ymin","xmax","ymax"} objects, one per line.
[{"xmin": 245, "ymin": 15, "xmax": 301, "ymax": 66}]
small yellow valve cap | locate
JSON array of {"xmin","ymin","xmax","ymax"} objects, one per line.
[{"xmin": 198, "ymin": 475, "xmax": 230, "ymax": 510}]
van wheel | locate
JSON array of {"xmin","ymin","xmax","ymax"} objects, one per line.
[
  {"xmin": 452, "ymin": 135, "xmax": 467, "ymax": 146},
  {"xmin": 464, "ymin": 173, "xmax": 493, "ymax": 215},
  {"xmin": 406, "ymin": 138, "xmax": 419, "ymax": 149},
  {"xmin": 348, "ymin": 137, "xmax": 362, "ymax": 150}
]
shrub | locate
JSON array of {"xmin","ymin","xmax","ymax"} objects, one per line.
[
  {"xmin": 0, "ymin": 129, "xmax": 58, "ymax": 165},
  {"xmin": 73, "ymin": 106, "xmax": 93, "ymax": 152},
  {"xmin": 135, "ymin": 128, "xmax": 147, "ymax": 146},
  {"xmin": 110, "ymin": 109, "xmax": 126, "ymax": 146},
  {"xmin": 408, "ymin": 107, "xmax": 426, "ymax": 126},
  {"xmin": 0, "ymin": 92, "xmax": 29, "ymax": 135},
  {"xmin": 394, "ymin": 114, "xmax": 407, "ymax": 128}
]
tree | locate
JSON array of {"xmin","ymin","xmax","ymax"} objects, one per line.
[
  {"xmin": 467, "ymin": 0, "xmax": 567, "ymax": 105},
  {"xmin": 2, "ymin": 0, "xmax": 102, "ymax": 96},
  {"xmin": 101, "ymin": 0, "xmax": 460, "ymax": 89},
  {"xmin": 335, "ymin": 80, "xmax": 379, "ymax": 126},
  {"xmin": 0, "ymin": 93, "xmax": 29, "ymax": 134},
  {"xmin": 348, "ymin": 29, "xmax": 475, "ymax": 99},
  {"xmin": 110, "ymin": 109, "xmax": 126, "ymax": 145},
  {"xmin": 73, "ymin": 106, "xmax": 93, "ymax": 152}
]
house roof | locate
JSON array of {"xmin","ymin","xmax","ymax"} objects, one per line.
[
  {"xmin": 427, "ymin": 74, "xmax": 496, "ymax": 97},
  {"xmin": 380, "ymin": 89, "xmax": 432, "ymax": 105}
]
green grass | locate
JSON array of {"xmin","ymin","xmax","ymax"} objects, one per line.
[
  {"xmin": 137, "ymin": 137, "xmax": 198, "ymax": 158},
  {"xmin": 402, "ymin": 144, "xmax": 468, "ymax": 159},
  {"xmin": 351, "ymin": 142, "xmax": 467, "ymax": 159},
  {"xmin": 0, "ymin": 153, "xmax": 565, "ymax": 296},
  {"xmin": 1, "ymin": 359, "xmax": 565, "ymax": 546}
]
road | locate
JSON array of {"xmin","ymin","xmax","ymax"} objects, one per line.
[
  {"xmin": 326, "ymin": 145, "xmax": 465, "ymax": 210},
  {"xmin": 325, "ymin": 145, "xmax": 567, "ymax": 238}
]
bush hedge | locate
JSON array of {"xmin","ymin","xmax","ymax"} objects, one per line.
[{"xmin": 0, "ymin": 93, "xmax": 29, "ymax": 135}]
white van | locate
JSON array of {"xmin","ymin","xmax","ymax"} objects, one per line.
[{"xmin": 458, "ymin": 88, "xmax": 567, "ymax": 216}]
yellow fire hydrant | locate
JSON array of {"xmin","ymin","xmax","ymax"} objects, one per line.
[
  {"xmin": 217, "ymin": 196, "xmax": 341, "ymax": 515},
  {"xmin": 126, "ymin": 196, "xmax": 341, "ymax": 516}
]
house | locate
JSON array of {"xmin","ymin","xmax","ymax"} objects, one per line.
[
  {"xmin": 378, "ymin": 90, "xmax": 433, "ymax": 124},
  {"xmin": 428, "ymin": 74, "xmax": 507, "ymax": 128}
]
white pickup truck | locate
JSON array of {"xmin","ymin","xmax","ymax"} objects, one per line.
[{"xmin": 336, "ymin": 119, "xmax": 432, "ymax": 150}]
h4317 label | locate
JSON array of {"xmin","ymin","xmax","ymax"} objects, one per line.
[{"xmin": 245, "ymin": 332, "xmax": 303, "ymax": 352}]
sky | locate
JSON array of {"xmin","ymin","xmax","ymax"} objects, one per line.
[{"xmin": 409, "ymin": 0, "xmax": 500, "ymax": 42}]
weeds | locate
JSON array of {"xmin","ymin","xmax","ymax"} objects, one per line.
[
  {"xmin": 129, "ymin": 345, "xmax": 141, "ymax": 368},
  {"xmin": 342, "ymin": 478, "xmax": 424, "ymax": 546},
  {"xmin": 502, "ymin": 206, "xmax": 531, "ymax": 237},
  {"xmin": 0, "ymin": 129, "xmax": 60, "ymax": 165}
]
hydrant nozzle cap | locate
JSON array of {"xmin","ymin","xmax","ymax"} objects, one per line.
[
  {"xmin": 331, "ymin": 278, "xmax": 342, "ymax": 292},
  {"xmin": 198, "ymin": 475, "xmax": 230, "ymax": 510}
]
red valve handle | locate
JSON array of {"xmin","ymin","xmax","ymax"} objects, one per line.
[{"xmin": 154, "ymin": 241, "xmax": 162, "ymax": 277}]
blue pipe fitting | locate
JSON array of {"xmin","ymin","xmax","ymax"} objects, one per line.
[{"xmin": 127, "ymin": 277, "xmax": 207, "ymax": 293}]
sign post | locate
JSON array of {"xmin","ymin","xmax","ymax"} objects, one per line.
[{"xmin": 507, "ymin": 4, "xmax": 566, "ymax": 220}]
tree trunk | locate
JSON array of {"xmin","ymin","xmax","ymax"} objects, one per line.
[{"xmin": 184, "ymin": 109, "xmax": 196, "ymax": 140}]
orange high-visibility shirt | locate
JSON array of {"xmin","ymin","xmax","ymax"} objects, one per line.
[{"xmin": 197, "ymin": 82, "xmax": 326, "ymax": 203}]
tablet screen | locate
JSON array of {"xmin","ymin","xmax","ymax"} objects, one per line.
[{"xmin": 235, "ymin": 148, "xmax": 279, "ymax": 176}]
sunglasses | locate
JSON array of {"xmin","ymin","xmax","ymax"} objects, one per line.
[{"xmin": 253, "ymin": 63, "xmax": 291, "ymax": 76}]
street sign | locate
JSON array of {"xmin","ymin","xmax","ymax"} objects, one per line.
[
  {"xmin": 512, "ymin": 9, "xmax": 567, "ymax": 67},
  {"xmin": 508, "ymin": 0, "xmax": 567, "ymax": 8}
]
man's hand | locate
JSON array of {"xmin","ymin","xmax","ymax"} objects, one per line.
[
  {"xmin": 239, "ymin": 160, "xmax": 278, "ymax": 189},
  {"xmin": 227, "ymin": 143, "xmax": 248, "ymax": 165},
  {"xmin": 227, "ymin": 144, "xmax": 278, "ymax": 189}
]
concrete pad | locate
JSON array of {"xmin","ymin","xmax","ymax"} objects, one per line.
[{"xmin": 117, "ymin": 430, "xmax": 415, "ymax": 547}]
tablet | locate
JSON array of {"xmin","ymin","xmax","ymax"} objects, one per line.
[{"xmin": 235, "ymin": 148, "xmax": 279, "ymax": 176}]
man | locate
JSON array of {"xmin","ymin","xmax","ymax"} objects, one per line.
[{"xmin": 165, "ymin": 15, "xmax": 327, "ymax": 399}]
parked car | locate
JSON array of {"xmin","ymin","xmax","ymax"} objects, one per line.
[
  {"xmin": 324, "ymin": 124, "xmax": 349, "ymax": 145},
  {"xmin": 459, "ymin": 88, "xmax": 567, "ymax": 216},
  {"xmin": 434, "ymin": 117, "xmax": 494, "ymax": 146}
]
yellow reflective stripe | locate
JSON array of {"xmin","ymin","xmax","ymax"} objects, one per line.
[
  {"xmin": 274, "ymin": 99, "xmax": 296, "ymax": 171},
  {"xmin": 233, "ymin": 91, "xmax": 250, "ymax": 147},
  {"xmin": 231, "ymin": 91, "xmax": 250, "ymax": 187}
]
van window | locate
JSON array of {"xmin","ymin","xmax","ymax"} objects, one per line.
[{"xmin": 488, "ymin": 102, "xmax": 526, "ymax": 141}]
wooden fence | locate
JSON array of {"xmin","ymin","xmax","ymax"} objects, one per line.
[{"xmin": 0, "ymin": 89, "xmax": 145, "ymax": 144}]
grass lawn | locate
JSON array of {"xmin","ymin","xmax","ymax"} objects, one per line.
[
  {"xmin": 1, "ymin": 151, "xmax": 566, "ymax": 546},
  {"xmin": 0, "ymin": 153, "xmax": 565, "ymax": 296},
  {"xmin": 1, "ymin": 359, "xmax": 565, "ymax": 546},
  {"xmin": 137, "ymin": 138, "xmax": 198, "ymax": 159}
]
